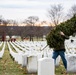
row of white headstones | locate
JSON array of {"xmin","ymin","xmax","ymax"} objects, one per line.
[
  {"xmin": 0, "ymin": 41, "xmax": 55, "ymax": 75},
  {"xmin": 65, "ymin": 37, "xmax": 76, "ymax": 73},
  {"xmin": 0, "ymin": 38, "xmax": 76, "ymax": 74},
  {"xmin": 0, "ymin": 42, "xmax": 5, "ymax": 58},
  {"xmin": 7, "ymin": 41, "xmax": 55, "ymax": 75}
]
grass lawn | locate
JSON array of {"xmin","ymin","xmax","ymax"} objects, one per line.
[
  {"xmin": 0, "ymin": 43, "xmax": 36, "ymax": 75},
  {"xmin": 0, "ymin": 42, "xmax": 76, "ymax": 75}
]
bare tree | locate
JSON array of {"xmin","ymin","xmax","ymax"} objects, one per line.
[
  {"xmin": 48, "ymin": 4, "xmax": 64, "ymax": 26},
  {"xmin": 67, "ymin": 4, "xmax": 76, "ymax": 19},
  {"xmin": 0, "ymin": 15, "xmax": 7, "ymax": 26},
  {"xmin": 0, "ymin": 15, "xmax": 3, "ymax": 25},
  {"xmin": 7, "ymin": 20, "xmax": 18, "ymax": 26},
  {"xmin": 23, "ymin": 16, "xmax": 39, "ymax": 41},
  {"xmin": 24, "ymin": 16, "xmax": 39, "ymax": 26}
]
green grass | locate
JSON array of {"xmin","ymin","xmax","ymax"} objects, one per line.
[
  {"xmin": 0, "ymin": 42, "xmax": 3, "ymax": 51},
  {"xmin": 0, "ymin": 42, "xmax": 76, "ymax": 75},
  {"xmin": 55, "ymin": 61, "xmax": 76, "ymax": 75},
  {"xmin": 0, "ymin": 43, "xmax": 36, "ymax": 75}
]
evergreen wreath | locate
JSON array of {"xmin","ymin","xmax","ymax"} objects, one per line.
[{"xmin": 46, "ymin": 15, "xmax": 76, "ymax": 49}]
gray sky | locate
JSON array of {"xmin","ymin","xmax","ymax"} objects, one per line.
[{"xmin": 0, "ymin": 0, "xmax": 76, "ymax": 22}]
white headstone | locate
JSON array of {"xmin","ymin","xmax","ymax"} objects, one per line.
[
  {"xmin": 22, "ymin": 54, "xmax": 28, "ymax": 67},
  {"xmin": 38, "ymin": 57, "xmax": 55, "ymax": 75},
  {"xmin": 67, "ymin": 54, "xmax": 76, "ymax": 73},
  {"xmin": 27, "ymin": 56, "xmax": 38, "ymax": 73},
  {"xmin": 55, "ymin": 56, "xmax": 61, "ymax": 67}
]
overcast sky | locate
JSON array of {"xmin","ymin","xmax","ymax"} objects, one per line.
[{"xmin": 0, "ymin": 0, "xmax": 76, "ymax": 22}]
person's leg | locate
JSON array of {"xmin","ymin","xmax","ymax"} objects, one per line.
[
  {"xmin": 59, "ymin": 51, "xmax": 67, "ymax": 69},
  {"xmin": 52, "ymin": 51, "xmax": 59, "ymax": 64}
]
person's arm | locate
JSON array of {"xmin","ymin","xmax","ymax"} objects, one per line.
[
  {"xmin": 60, "ymin": 31, "xmax": 69, "ymax": 39},
  {"xmin": 60, "ymin": 31, "xmax": 65, "ymax": 36}
]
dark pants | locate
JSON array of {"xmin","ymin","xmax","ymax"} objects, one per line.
[{"xmin": 52, "ymin": 50, "xmax": 67, "ymax": 69}]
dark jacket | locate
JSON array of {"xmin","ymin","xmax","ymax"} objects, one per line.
[{"xmin": 54, "ymin": 34, "xmax": 69, "ymax": 51}]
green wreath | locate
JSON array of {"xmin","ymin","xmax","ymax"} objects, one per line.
[{"xmin": 46, "ymin": 15, "xmax": 76, "ymax": 49}]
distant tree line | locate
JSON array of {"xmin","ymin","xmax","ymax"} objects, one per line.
[{"xmin": 0, "ymin": 26, "xmax": 53, "ymax": 41}]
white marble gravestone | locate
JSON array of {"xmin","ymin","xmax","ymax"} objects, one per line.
[{"xmin": 38, "ymin": 57, "xmax": 55, "ymax": 75}]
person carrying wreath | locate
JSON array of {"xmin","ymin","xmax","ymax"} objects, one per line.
[{"xmin": 52, "ymin": 31, "xmax": 69, "ymax": 69}]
